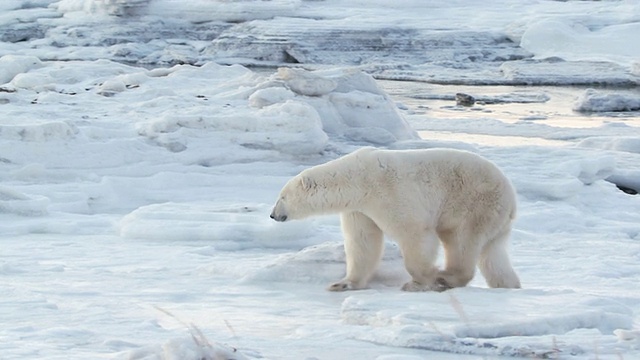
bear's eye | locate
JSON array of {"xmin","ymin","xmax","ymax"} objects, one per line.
[{"xmin": 280, "ymin": 195, "xmax": 286, "ymax": 201}]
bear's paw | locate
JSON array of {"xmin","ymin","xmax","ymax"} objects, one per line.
[
  {"xmin": 401, "ymin": 280, "xmax": 448, "ymax": 292},
  {"xmin": 327, "ymin": 279, "xmax": 366, "ymax": 292}
]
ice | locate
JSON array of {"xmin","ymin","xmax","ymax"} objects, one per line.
[
  {"xmin": 1, "ymin": 59, "xmax": 414, "ymax": 170},
  {"xmin": 242, "ymin": 241, "xmax": 407, "ymax": 287},
  {"xmin": 119, "ymin": 202, "xmax": 323, "ymax": 250},
  {"xmin": 278, "ymin": 68, "xmax": 337, "ymax": 96},
  {"xmin": 2, "ymin": 1, "xmax": 640, "ymax": 360},
  {"xmin": 341, "ymin": 289, "xmax": 633, "ymax": 357},
  {"xmin": 573, "ymin": 89, "xmax": 640, "ymax": 113},
  {"xmin": 120, "ymin": 335, "xmax": 250, "ymax": 360},
  {"xmin": 1, "ymin": 0, "xmax": 638, "ymax": 85},
  {"xmin": 0, "ymin": 55, "xmax": 43, "ymax": 84},
  {"xmin": 146, "ymin": 0, "xmax": 301, "ymax": 23},
  {"xmin": 499, "ymin": 59, "xmax": 638, "ymax": 86},
  {"xmin": 55, "ymin": 0, "xmax": 150, "ymax": 16},
  {"xmin": 521, "ymin": 19, "xmax": 640, "ymax": 66},
  {"xmin": 576, "ymin": 136, "xmax": 640, "ymax": 194},
  {"xmin": 0, "ymin": 185, "xmax": 50, "ymax": 216},
  {"xmin": 248, "ymin": 87, "xmax": 295, "ymax": 108},
  {"xmin": 578, "ymin": 136, "xmax": 640, "ymax": 155}
]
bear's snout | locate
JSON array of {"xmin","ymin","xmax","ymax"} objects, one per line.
[
  {"xmin": 270, "ymin": 212, "xmax": 287, "ymax": 222},
  {"xmin": 269, "ymin": 207, "xmax": 288, "ymax": 222}
]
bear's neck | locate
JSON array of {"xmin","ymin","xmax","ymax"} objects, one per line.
[{"xmin": 310, "ymin": 165, "xmax": 372, "ymax": 214}]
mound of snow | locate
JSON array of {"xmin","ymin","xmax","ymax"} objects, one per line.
[
  {"xmin": 54, "ymin": 0, "xmax": 149, "ymax": 16},
  {"xmin": 390, "ymin": 139, "xmax": 479, "ymax": 153},
  {"xmin": 0, "ymin": 55, "xmax": 42, "ymax": 84},
  {"xmin": 10, "ymin": 71, "xmax": 56, "ymax": 91},
  {"xmin": 242, "ymin": 100, "xmax": 329, "ymax": 154},
  {"xmin": 242, "ymin": 241, "xmax": 407, "ymax": 287},
  {"xmin": 573, "ymin": 89, "xmax": 640, "ymax": 112},
  {"xmin": 119, "ymin": 336, "xmax": 248, "ymax": 360},
  {"xmin": 578, "ymin": 136, "xmax": 640, "ymax": 154},
  {"xmin": 500, "ymin": 60, "xmax": 637, "ymax": 86},
  {"xmin": 2, "ymin": 60, "xmax": 416, "ymax": 171},
  {"xmin": 606, "ymin": 171, "xmax": 640, "ymax": 195},
  {"xmin": 0, "ymin": 186, "xmax": 49, "ymax": 216},
  {"xmin": 573, "ymin": 139, "xmax": 640, "ymax": 193},
  {"xmin": 564, "ymin": 156, "xmax": 616, "ymax": 186},
  {"xmin": 274, "ymin": 68, "xmax": 419, "ymax": 145},
  {"xmin": 504, "ymin": 148, "xmax": 618, "ymax": 200},
  {"xmin": 278, "ymin": 67, "xmax": 337, "ymax": 96},
  {"xmin": 119, "ymin": 202, "xmax": 322, "ymax": 250},
  {"xmin": 134, "ymin": 65, "xmax": 415, "ymax": 156},
  {"xmin": 342, "ymin": 289, "xmax": 633, "ymax": 358},
  {"xmin": 615, "ymin": 329, "xmax": 640, "ymax": 342},
  {"xmin": 520, "ymin": 19, "xmax": 640, "ymax": 66},
  {"xmin": 147, "ymin": 0, "xmax": 300, "ymax": 23},
  {"xmin": 55, "ymin": 0, "xmax": 300, "ymax": 21},
  {"xmin": 0, "ymin": 121, "xmax": 76, "ymax": 141}
]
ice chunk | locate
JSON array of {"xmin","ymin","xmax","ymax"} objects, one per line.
[
  {"xmin": 521, "ymin": 19, "xmax": 640, "ymax": 66},
  {"xmin": 249, "ymin": 100, "xmax": 329, "ymax": 154},
  {"xmin": 10, "ymin": 72, "xmax": 55, "ymax": 91},
  {"xmin": 578, "ymin": 136, "xmax": 640, "ymax": 154},
  {"xmin": 243, "ymin": 241, "xmax": 405, "ymax": 286},
  {"xmin": 0, "ymin": 55, "xmax": 42, "ymax": 84},
  {"xmin": 0, "ymin": 121, "xmax": 76, "ymax": 141},
  {"xmin": 614, "ymin": 329, "xmax": 640, "ymax": 341},
  {"xmin": 119, "ymin": 336, "xmax": 248, "ymax": 360},
  {"xmin": 566, "ymin": 157, "xmax": 616, "ymax": 185},
  {"xmin": 248, "ymin": 87, "xmax": 295, "ymax": 108},
  {"xmin": 54, "ymin": 0, "xmax": 149, "ymax": 16},
  {"xmin": 268, "ymin": 68, "xmax": 418, "ymax": 143},
  {"xmin": 500, "ymin": 59, "xmax": 637, "ymax": 86},
  {"xmin": 0, "ymin": 186, "xmax": 49, "ymax": 216},
  {"xmin": 119, "ymin": 202, "xmax": 320, "ymax": 250},
  {"xmin": 335, "ymin": 92, "xmax": 414, "ymax": 141},
  {"xmin": 98, "ymin": 78, "xmax": 127, "ymax": 96},
  {"xmin": 278, "ymin": 67, "xmax": 337, "ymax": 96},
  {"xmin": 343, "ymin": 127, "xmax": 396, "ymax": 145},
  {"xmin": 342, "ymin": 289, "xmax": 633, "ymax": 358},
  {"xmin": 147, "ymin": 0, "xmax": 300, "ymax": 23},
  {"xmin": 573, "ymin": 89, "xmax": 640, "ymax": 112}
]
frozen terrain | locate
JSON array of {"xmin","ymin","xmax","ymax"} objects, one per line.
[{"xmin": 1, "ymin": 1, "xmax": 640, "ymax": 359}]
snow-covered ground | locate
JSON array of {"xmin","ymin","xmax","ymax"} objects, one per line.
[{"xmin": 1, "ymin": 1, "xmax": 640, "ymax": 359}]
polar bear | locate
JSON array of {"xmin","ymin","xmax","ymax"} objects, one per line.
[{"xmin": 270, "ymin": 147, "xmax": 521, "ymax": 292}]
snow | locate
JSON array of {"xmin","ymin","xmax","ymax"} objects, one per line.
[
  {"xmin": 0, "ymin": 55, "xmax": 43, "ymax": 84},
  {"xmin": 574, "ymin": 89, "xmax": 640, "ymax": 113},
  {"xmin": 1, "ymin": 1, "xmax": 640, "ymax": 359},
  {"xmin": 520, "ymin": 19, "xmax": 640, "ymax": 66}
]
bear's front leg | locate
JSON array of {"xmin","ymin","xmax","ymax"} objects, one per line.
[
  {"xmin": 398, "ymin": 230, "xmax": 443, "ymax": 292},
  {"xmin": 328, "ymin": 212, "xmax": 384, "ymax": 292}
]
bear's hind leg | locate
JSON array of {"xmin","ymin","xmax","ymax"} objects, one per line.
[
  {"xmin": 478, "ymin": 225, "xmax": 521, "ymax": 289},
  {"xmin": 328, "ymin": 211, "xmax": 384, "ymax": 292},
  {"xmin": 398, "ymin": 229, "xmax": 441, "ymax": 292},
  {"xmin": 436, "ymin": 228, "xmax": 480, "ymax": 289}
]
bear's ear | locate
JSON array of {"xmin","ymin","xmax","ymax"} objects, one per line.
[{"xmin": 300, "ymin": 175, "xmax": 316, "ymax": 190}]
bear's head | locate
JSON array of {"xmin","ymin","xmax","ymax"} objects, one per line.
[{"xmin": 270, "ymin": 173, "xmax": 319, "ymax": 222}]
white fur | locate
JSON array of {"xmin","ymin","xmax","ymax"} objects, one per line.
[{"xmin": 270, "ymin": 147, "xmax": 521, "ymax": 292}]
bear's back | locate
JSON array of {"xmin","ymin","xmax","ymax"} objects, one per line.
[
  {"xmin": 366, "ymin": 148, "xmax": 498, "ymax": 176},
  {"xmin": 366, "ymin": 147, "xmax": 514, "ymax": 204}
]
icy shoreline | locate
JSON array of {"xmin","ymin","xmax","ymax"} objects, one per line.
[{"xmin": 1, "ymin": 0, "xmax": 639, "ymax": 86}]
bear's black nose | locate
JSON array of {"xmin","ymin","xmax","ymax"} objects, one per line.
[{"xmin": 270, "ymin": 213, "xmax": 287, "ymax": 222}]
